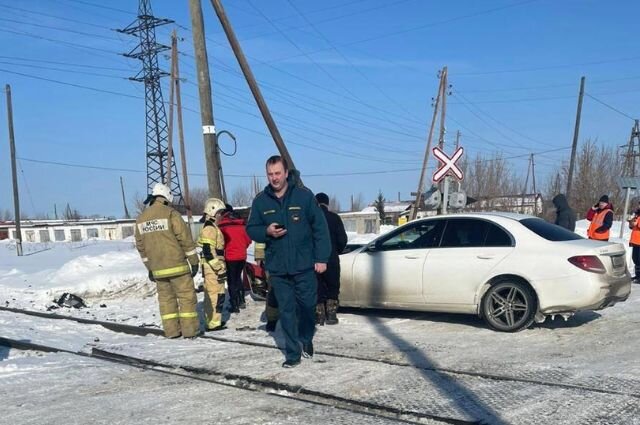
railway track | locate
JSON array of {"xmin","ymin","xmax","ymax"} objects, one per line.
[
  {"xmin": 0, "ymin": 334, "xmax": 468, "ymax": 425},
  {"xmin": 2, "ymin": 305, "xmax": 639, "ymax": 401}
]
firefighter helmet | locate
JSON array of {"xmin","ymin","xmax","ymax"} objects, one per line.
[
  {"xmin": 151, "ymin": 183, "xmax": 173, "ymax": 203},
  {"xmin": 204, "ymin": 198, "xmax": 226, "ymax": 217}
]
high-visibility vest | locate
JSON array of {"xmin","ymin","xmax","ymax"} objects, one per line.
[
  {"xmin": 587, "ymin": 208, "xmax": 612, "ymax": 241},
  {"xmin": 630, "ymin": 217, "xmax": 640, "ymax": 246}
]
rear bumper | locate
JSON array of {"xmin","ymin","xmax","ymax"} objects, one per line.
[{"xmin": 535, "ymin": 272, "xmax": 632, "ymax": 315}]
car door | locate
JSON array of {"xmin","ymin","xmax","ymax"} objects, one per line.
[
  {"xmin": 353, "ymin": 219, "xmax": 445, "ymax": 306},
  {"xmin": 423, "ymin": 218, "xmax": 515, "ymax": 306}
]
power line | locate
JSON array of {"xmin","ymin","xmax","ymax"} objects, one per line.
[
  {"xmin": 585, "ymin": 93, "xmax": 636, "ymax": 121},
  {"xmin": 0, "ymin": 68, "xmax": 140, "ymax": 98},
  {"xmin": 0, "ymin": 3, "xmax": 113, "ymax": 30},
  {"xmin": 455, "ymin": 55, "xmax": 640, "ymax": 76},
  {"xmin": 0, "ymin": 60, "xmax": 128, "ymax": 80},
  {"xmin": 0, "ymin": 17, "xmax": 118, "ymax": 41},
  {"xmin": 0, "ymin": 55, "xmax": 130, "ymax": 71}
]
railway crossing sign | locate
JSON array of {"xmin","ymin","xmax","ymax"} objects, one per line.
[{"xmin": 433, "ymin": 146, "xmax": 464, "ymax": 183}]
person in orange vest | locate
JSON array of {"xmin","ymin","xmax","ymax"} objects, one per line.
[
  {"xmin": 628, "ymin": 203, "xmax": 640, "ymax": 283},
  {"xmin": 586, "ymin": 195, "xmax": 614, "ymax": 241}
]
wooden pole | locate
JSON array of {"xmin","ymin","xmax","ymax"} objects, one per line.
[{"xmin": 6, "ymin": 84, "xmax": 22, "ymax": 256}]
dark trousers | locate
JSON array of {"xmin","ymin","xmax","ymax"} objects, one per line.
[
  {"xmin": 632, "ymin": 246, "xmax": 640, "ymax": 278},
  {"xmin": 317, "ymin": 260, "xmax": 340, "ymax": 303},
  {"xmin": 271, "ymin": 270, "xmax": 317, "ymax": 362},
  {"xmin": 226, "ymin": 260, "xmax": 245, "ymax": 308}
]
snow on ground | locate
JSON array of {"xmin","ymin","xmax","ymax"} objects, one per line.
[{"xmin": 1, "ymin": 219, "xmax": 640, "ymax": 424}]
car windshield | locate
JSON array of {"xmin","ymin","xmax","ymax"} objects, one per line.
[{"xmin": 519, "ymin": 218, "xmax": 583, "ymax": 241}]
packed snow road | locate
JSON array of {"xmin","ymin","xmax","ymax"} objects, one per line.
[{"xmin": 2, "ymin": 238, "xmax": 640, "ymax": 423}]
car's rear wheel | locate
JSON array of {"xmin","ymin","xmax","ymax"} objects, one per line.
[{"xmin": 481, "ymin": 280, "xmax": 536, "ymax": 332}]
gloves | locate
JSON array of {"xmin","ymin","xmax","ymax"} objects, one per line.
[
  {"xmin": 191, "ymin": 264, "xmax": 199, "ymax": 277},
  {"xmin": 148, "ymin": 270, "xmax": 155, "ymax": 282}
]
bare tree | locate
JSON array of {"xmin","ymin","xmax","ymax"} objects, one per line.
[
  {"xmin": 373, "ymin": 190, "xmax": 386, "ymax": 222},
  {"xmin": 63, "ymin": 203, "xmax": 82, "ymax": 220},
  {"xmin": 329, "ymin": 195, "xmax": 341, "ymax": 212},
  {"xmin": 350, "ymin": 193, "xmax": 365, "ymax": 211},
  {"xmin": 461, "ymin": 153, "xmax": 523, "ymax": 211},
  {"xmin": 133, "ymin": 192, "xmax": 147, "ymax": 216},
  {"xmin": 569, "ymin": 138, "xmax": 623, "ymax": 216},
  {"xmin": 230, "ymin": 183, "xmax": 254, "ymax": 207},
  {"xmin": 189, "ymin": 187, "xmax": 208, "ymax": 215},
  {"xmin": 0, "ymin": 209, "xmax": 13, "ymax": 220}
]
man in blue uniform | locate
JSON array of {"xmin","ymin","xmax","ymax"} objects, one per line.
[{"xmin": 247, "ymin": 155, "xmax": 331, "ymax": 368}]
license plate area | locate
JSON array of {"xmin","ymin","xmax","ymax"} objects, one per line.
[{"xmin": 611, "ymin": 255, "xmax": 625, "ymax": 269}]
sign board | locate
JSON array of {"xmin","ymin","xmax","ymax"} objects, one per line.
[
  {"xmin": 433, "ymin": 146, "xmax": 464, "ymax": 183},
  {"xmin": 617, "ymin": 177, "xmax": 640, "ymax": 190}
]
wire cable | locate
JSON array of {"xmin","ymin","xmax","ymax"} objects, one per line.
[{"xmin": 585, "ymin": 93, "xmax": 636, "ymax": 121}]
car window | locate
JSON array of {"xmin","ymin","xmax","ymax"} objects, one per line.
[
  {"xmin": 378, "ymin": 220, "xmax": 444, "ymax": 251},
  {"xmin": 484, "ymin": 222, "xmax": 514, "ymax": 247},
  {"xmin": 440, "ymin": 218, "xmax": 488, "ymax": 248},
  {"xmin": 520, "ymin": 218, "xmax": 583, "ymax": 241}
]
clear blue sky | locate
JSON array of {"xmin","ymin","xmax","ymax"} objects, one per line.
[{"xmin": 1, "ymin": 0, "xmax": 638, "ymax": 218}]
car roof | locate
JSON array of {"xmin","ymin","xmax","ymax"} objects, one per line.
[{"xmin": 419, "ymin": 211, "xmax": 536, "ymax": 222}]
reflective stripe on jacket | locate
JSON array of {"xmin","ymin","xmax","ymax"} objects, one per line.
[
  {"xmin": 587, "ymin": 208, "xmax": 612, "ymax": 240},
  {"xmin": 198, "ymin": 220, "xmax": 226, "ymax": 272},
  {"xmin": 135, "ymin": 200, "xmax": 199, "ymax": 278}
]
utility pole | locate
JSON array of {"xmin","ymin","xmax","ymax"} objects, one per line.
[
  {"xmin": 188, "ymin": 0, "xmax": 223, "ymax": 199},
  {"xmin": 172, "ymin": 30, "xmax": 194, "ymax": 227},
  {"xmin": 520, "ymin": 155, "xmax": 532, "ymax": 214},
  {"xmin": 165, "ymin": 30, "xmax": 177, "ymax": 187},
  {"xmin": 438, "ymin": 67, "xmax": 449, "ymax": 215},
  {"xmin": 455, "ymin": 130, "xmax": 462, "ymax": 191},
  {"xmin": 5, "ymin": 84, "xmax": 22, "ymax": 256},
  {"xmin": 531, "ymin": 153, "xmax": 537, "ymax": 215},
  {"xmin": 410, "ymin": 68, "xmax": 445, "ymax": 220},
  {"xmin": 209, "ymin": 0, "xmax": 296, "ymax": 173},
  {"xmin": 120, "ymin": 176, "xmax": 130, "ymax": 219},
  {"xmin": 566, "ymin": 76, "xmax": 585, "ymax": 201}
]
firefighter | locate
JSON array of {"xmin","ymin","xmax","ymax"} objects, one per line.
[
  {"xmin": 198, "ymin": 198, "xmax": 228, "ymax": 331},
  {"xmin": 135, "ymin": 183, "xmax": 200, "ymax": 339}
]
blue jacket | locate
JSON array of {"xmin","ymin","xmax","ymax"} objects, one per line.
[{"xmin": 247, "ymin": 170, "xmax": 331, "ymax": 276}]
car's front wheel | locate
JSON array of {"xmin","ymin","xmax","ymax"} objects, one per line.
[{"xmin": 481, "ymin": 280, "xmax": 536, "ymax": 332}]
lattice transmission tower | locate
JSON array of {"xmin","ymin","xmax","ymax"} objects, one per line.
[
  {"xmin": 622, "ymin": 120, "xmax": 640, "ymax": 178},
  {"xmin": 118, "ymin": 0, "xmax": 184, "ymax": 207}
]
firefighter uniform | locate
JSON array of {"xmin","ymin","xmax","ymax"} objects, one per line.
[
  {"xmin": 198, "ymin": 200, "xmax": 228, "ymax": 330},
  {"xmin": 135, "ymin": 187, "xmax": 200, "ymax": 338}
]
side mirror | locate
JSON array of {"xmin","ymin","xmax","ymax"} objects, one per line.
[{"xmin": 366, "ymin": 242, "xmax": 379, "ymax": 252}]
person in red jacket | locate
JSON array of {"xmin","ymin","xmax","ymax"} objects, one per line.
[
  {"xmin": 218, "ymin": 205, "xmax": 252, "ymax": 313},
  {"xmin": 586, "ymin": 195, "xmax": 614, "ymax": 241}
]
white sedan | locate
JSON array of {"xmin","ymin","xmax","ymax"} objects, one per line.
[{"xmin": 339, "ymin": 212, "xmax": 632, "ymax": 332}]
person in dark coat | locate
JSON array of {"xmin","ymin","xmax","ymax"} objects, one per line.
[
  {"xmin": 314, "ymin": 192, "xmax": 348, "ymax": 325},
  {"xmin": 247, "ymin": 155, "xmax": 331, "ymax": 368},
  {"xmin": 552, "ymin": 193, "xmax": 576, "ymax": 232}
]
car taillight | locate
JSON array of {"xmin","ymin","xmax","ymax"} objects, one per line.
[{"xmin": 568, "ymin": 255, "xmax": 606, "ymax": 274}]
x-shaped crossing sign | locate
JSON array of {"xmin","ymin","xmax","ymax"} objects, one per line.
[{"xmin": 432, "ymin": 146, "xmax": 464, "ymax": 182}]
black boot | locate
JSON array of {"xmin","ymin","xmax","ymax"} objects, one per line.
[
  {"xmin": 266, "ymin": 320, "xmax": 277, "ymax": 332},
  {"xmin": 325, "ymin": 299, "xmax": 339, "ymax": 325},
  {"xmin": 315, "ymin": 303, "xmax": 326, "ymax": 326},
  {"xmin": 239, "ymin": 290, "xmax": 247, "ymax": 309}
]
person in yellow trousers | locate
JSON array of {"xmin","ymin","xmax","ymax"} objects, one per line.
[
  {"xmin": 135, "ymin": 183, "xmax": 200, "ymax": 339},
  {"xmin": 198, "ymin": 198, "xmax": 228, "ymax": 331}
]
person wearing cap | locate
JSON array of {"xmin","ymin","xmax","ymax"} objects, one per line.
[
  {"xmin": 247, "ymin": 155, "xmax": 331, "ymax": 368},
  {"xmin": 314, "ymin": 192, "xmax": 348, "ymax": 325},
  {"xmin": 134, "ymin": 183, "xmax": 200, "ymax": 338},
  {"xmin": 586, "ymin": 194, "xmax": 614, "ymax": 241}
]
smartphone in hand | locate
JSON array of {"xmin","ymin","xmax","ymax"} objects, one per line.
[{"xmin": 275, "ymin": 224, "xmax": 286, "ymax": 230}]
